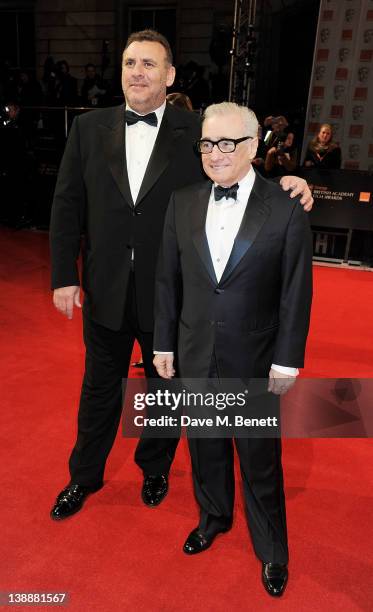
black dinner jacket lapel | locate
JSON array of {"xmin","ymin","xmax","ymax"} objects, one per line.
[
  {"xmin": 191, "ymin": 181, "xmax": 218, "ymax": 285},
  {"xmin": 99, "ymin": 103, "xmax": 134, "ymax": 208},
  {"xmin": 136, "ymin": 104, "xmax": 191, "ymax": 206},
  {"xmin": 219, "ymin": 171, "xmax": 270, "ymax": 284}
]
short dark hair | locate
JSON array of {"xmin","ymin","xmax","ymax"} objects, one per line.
[
  {"xmin": 56, "ymin": 60, "xmax": 69, "ymax": 71},
  {"xmin": 166, "ymin": 92, "xmax": 193, "ymax": 111},
  {"xmin": 124, "ymin": 29, "xmax": 173, "ymax": 65}
]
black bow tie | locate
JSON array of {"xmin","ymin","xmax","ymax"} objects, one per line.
[
  {"xmin": 125, "ymin": 110, "xmax": 158, "ymax": 127},
  {"xmin": 214, "ymin": 183, "xmax": 239, "ymax": 201}
]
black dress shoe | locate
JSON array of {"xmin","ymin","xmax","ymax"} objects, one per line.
[
  {"xmin": 262, "ymin": 562, "xmax": 288, "ymax": 597},
  {"xmin": 50, "ymin": 484, "xmax": 102, "ymax": 521},
  {"xmin": 183, "ymin": 526, "xmax": 229, "ymax": 555},
  {"xmin": 141, "ymin": 474, "xmax": 168, "ymax": 507}
]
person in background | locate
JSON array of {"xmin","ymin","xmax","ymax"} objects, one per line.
[
  {"xmin": 264, "ymin": 131, "xmax": 297, "ymax": 178},
  {"xmin": 81, "ymin": 63, "xmax": 107, "ymax": 107},
  {"xmin": 263, "ymin": 115, "xmax": 290, "ymax": 151},
  {"xmin": 182, "ymin": 61, "xmax": 210, "ymax": 111},
  {"xmin": 251, "ymin": 123, "xmax": 267, "ymax": 175},
  {"xmin": 41, "ymin": 57, "xmax": 57, "ymax": 105},
  {"xmin": 0, "ymin": 100, "xmax": 32, "ymax": 227},
  {"xmin": 54, "ymin": 61, "xmax": 78, "ymax": 106},
  {"xmin": 14, "ymin": 71, "xmax": 43, "ymax": 144},
  {"xmin": 3, "ymin": 101, "xmax": 21, "ymax": 127},
  {"xmin": 166, "ymin": 92, "xmax": 193, "ymax": 111},
  {"xmin": 303, "ymin": 123, "xmax": 342, "ymax": 169},
  {"xmin": 16, "ymin": 70, "xmax": 43, "ymax": 107}
]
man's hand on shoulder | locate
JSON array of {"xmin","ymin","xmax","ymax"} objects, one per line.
[
  {"xmin": 268, "ymin": 368, "xmax": 297, "ymax": 395},
  {"xmin": 53, "ymin": 286, "xmax": 81, "ymax": 320},
  {"xmin": 280, "ymin": 175, "xmax": 313, "ymax": 211},
  {"xmin": 153, "ymin": 353, "xmax": 175, "ymax": 379}
]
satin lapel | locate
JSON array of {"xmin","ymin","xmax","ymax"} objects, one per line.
[
  {"xmin": 99, "ymin": 105, "xmax": 134, "ymax": 208},
  {"xmin": 136, "ymin": 109, "xmax": 183, "ymax": 206},
  {"xmin": 191, "ymin": 182, "xmax": 218, "ymax": 285},
  {"xmin": 219, "ymin": 175, "xmax": 270, "ymax": 284}
]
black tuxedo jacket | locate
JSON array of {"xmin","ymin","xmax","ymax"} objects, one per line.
[
  {"xmin": 50, "ymin": 103, "xmax": 204, "ymax": 331},
  {"xmin": 154, "ymin": 171, "xmax": 313, "ymax": 378}
]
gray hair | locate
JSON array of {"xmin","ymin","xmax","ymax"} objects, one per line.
[{"xmin": 202, "ymin": 102, "xmax": 259, "ymax": 137}]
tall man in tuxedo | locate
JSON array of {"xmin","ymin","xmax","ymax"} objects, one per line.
[
  {"xmin": 50, "ymin": 29, "xmax": 313, "ymax": 521},
  {"xmin": 154, "ymin": 103, "xmax": 313, "ymax": 597}
]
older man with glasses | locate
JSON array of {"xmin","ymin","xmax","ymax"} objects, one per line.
[{"xmin": 153, "ymin": 102, "xmax": 313, "ymax": 597}]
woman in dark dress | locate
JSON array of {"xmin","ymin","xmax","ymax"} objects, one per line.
[{"xmin": 303, "ymin": 123, "xmax": 342, "ymax": 169}]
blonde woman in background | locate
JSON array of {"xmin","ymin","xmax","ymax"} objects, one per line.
[{"xmin": 303, "ymin": 123, "xmax": 342, "ymax": 169}]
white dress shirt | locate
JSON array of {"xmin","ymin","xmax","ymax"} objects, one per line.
[
  {"xmin": 206, "ymin": 167, "xmax": 255, "ymax": 281},
  {"xmin": 155, "ymin": 166, "xmax": 298, "ymax": 376},
  {"xmin": 125, "ymin": 101, "xmax": 166, "ymax": 204}
]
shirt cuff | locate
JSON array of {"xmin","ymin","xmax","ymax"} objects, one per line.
[
  {"xmin": 271, "ymin": 364, "xmax": 299, "ymax": 376},
  {"xmin": 154, "ymin": 351, "xmax": 174, "ymax": 355},
  {"xmin": 153, "ymin": 358, "xmax": 298, "ymax": 375}
]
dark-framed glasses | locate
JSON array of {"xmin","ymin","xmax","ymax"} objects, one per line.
[{"xmin": 196, "ymin": 136, "xmax": 253, "ymax": 154}]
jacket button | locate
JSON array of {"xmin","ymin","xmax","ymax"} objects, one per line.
[{"xmin": 214, "ymin": 288, "xmax": 225, "ymax": 294}]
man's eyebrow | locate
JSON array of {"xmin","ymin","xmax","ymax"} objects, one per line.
[{"xmin": 123, "ymin": 56, "xmax": 157, "ymax": 64}]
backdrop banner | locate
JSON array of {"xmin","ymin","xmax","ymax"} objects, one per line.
[
  {"xmin": 301, "ymin": 0, "xmax": 373, "ymax": 171},
  {"xmin": 301, "ymin": 168, "xmax": 373, "ymax": 230}
]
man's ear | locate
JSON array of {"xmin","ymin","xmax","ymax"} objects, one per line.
[
  {"xmin": 166, "ymin": 65, "xmax": 176, "ymax": 88},
  {"xmin": 248, "ymin": 137, "xmax": 259, "ymax": 160}
]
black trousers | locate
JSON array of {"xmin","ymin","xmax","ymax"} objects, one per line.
[
  {"xmin": 68, "ymin": 272, "xmax": 179, "ymax": 486},
  {"xmin": 187, "ymin": 353, "xmax": 289, "ymax": 565}
]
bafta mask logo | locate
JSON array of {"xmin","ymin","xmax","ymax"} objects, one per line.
[
  {"xmin": 331, "ymin": 123, "xmax": 340, "ymax": 136},
  {"xmin": 315, "ymin": 66, "xmax": 326, "ymax": 81},
  {"xmin": 349, "ymin": 144, "xmax": 360, "ymax": 159},
  {"xmin": 334, "ymin": 85, "xmax": 345, "ymax": 100},
  {"xmin": 363, "ymin": 29, "xmax": 373, "ymax": 44},
  {"xmin": 320, "ymin": 28, "xmax": 330, "ymax": 43},
  {"xmin": 311, "ymin": 104, "xmax": 322, "ymax": 119},
  {"xmin": 358, "ymin": 67, "xmax": 369, "ymax": 83},
  {"xmin": 339, "ymin": 48, "xmax": 350, "ymax": 62},
  {"xmin": 352, "ymin": 105, "xmax": 364, "ymax": 120}
]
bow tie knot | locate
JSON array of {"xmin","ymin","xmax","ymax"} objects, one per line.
[
  {"xmin": 214, "ymin": 183, "xmax": 239, "ymax": 201},
  {"xmin": 125, "ymin": 110, "xmax": 158, "ymax": 127}
]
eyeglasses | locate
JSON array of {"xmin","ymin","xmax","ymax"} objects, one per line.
[{"xmin": 196, "ymin": 136, "xmax": 253, "ymax": 154}]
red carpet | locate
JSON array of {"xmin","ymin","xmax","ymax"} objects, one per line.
[{"xmin": 1, "ymin": 227, "xmax": 373, "ymax": 611}]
